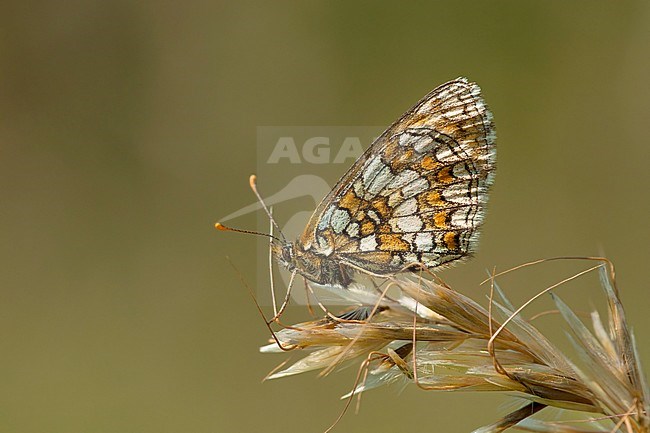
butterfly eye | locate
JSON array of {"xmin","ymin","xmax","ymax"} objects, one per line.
[{"xmin": 281, "ymin": 244, "xmax": 294, "ymax": 263}]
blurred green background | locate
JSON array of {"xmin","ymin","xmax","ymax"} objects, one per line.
[{"xmin": 1, "ymin": 1, "xmax": 649, "ymax": 432}]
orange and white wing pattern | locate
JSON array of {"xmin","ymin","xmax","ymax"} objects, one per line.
[{"xmin": 299, "ymin": 77, "xmax": 496, "ymax": 276}]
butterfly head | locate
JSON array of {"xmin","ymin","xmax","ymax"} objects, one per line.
[
  {"xmin": 272, "ymin": 240, "xmax": 333, "ymax": 284},
  {"xmin": 272, "ymin": 241, "xmax": 297, "ymax": 272}
]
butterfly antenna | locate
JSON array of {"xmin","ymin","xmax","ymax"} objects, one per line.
[
  {"xmin": 249, "ymin": 174, "xmax": 287, "ymax": 242},
  {"xmin": 214, "ymin": 222, "xmax": 282, "ymax": 243},
  {"xmin": 268, "ymin": 206, "xmax": 278, "ymax": 317}
]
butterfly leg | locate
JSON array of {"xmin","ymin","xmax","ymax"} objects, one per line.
[
  {"xmin": 302, "ymin": 281, "xmax": 344, "ymax": 322},
  {"xmin": 266, "ymin": 269, "xmax": 297, "ymax": 324},
  {"xmin": 303, "ymin": 278, "xmax": 316, "ymax": 318},
  {"xmin": 320, "ymin": 281, "xmax": 394, "ymax": 376}
]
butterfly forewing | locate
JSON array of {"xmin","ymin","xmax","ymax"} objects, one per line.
[{"xmin": 297, "ymin": 78, "xmax": 496, "ymax": 278}]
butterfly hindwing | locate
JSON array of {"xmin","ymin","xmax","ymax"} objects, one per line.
[{"xmin": 299, "ymin": 77, "xmax": 496, "ymax": 277}]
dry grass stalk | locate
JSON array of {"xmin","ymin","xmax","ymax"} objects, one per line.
[{"xmin": 260, "ymin": 258, "xmax": 649, "ymax": 432}]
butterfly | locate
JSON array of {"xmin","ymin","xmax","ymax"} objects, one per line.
[{"xmin": 219, "ymin": 77, "xmax": 496, "ymax": 289}]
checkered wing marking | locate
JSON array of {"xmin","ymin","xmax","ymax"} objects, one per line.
[{"xmin": 299, "ymin": 77, "xmax": 496, "ymax": 275}]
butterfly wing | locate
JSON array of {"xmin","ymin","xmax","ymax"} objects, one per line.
[{"xmin": 299, "ymin": 77, "xmax": 496, "ymax": 276}]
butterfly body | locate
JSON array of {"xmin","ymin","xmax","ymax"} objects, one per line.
[
  {"xmin": 273, "ymin": 241, "xmax": 354, "ymax": 287},
  {"xmin": 271, "ymin": 78, "xmax": 497, "ymax": 288}
]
